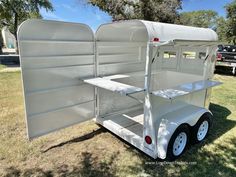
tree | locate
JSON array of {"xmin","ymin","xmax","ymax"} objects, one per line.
[
  {"xmin": 216, "ymin": 17, "xmax": 228, "ymax": 43},
  {"xmin": 87, "ymin": 0, "xmax": 182, "ymax": 23},
  {"xmin": 179, "ymin": 10, "xmax": 218, "ymax": 28},
  {"xmin": 0, "ymin": 0, "xmax": 53, "ymax": 40},
  {"xmin": 225, "ymin": 0, "xmax": 236, "ymax": 44}
]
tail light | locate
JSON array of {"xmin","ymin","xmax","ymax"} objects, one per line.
[
  {"xmin": 145, "ymin": 135, "xmax": 152, "ymax": 144},
  {"xmin": 217, "ymin": 53, "xmax": 222, "ymax": 61},
  {"xmin": 152, "ymin": 38, "xmax": 160, "ymax": 42}
]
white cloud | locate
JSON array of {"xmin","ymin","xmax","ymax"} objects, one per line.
[{"xmin": 40, "ymin": 9, "xmax": 66, "ymax": 21}]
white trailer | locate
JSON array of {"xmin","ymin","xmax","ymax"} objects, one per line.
[{"xmin": 18, "ymin": 19, "xmax": 221, "ymax": 160}]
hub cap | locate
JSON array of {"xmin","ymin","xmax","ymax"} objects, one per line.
[
  {"xmin": 197, "ymin": 120, "xmax": 209, "ymax": 141},
  {"xmin": 173, "ymin": 132, "xmax": 187, "ymax": 156}
]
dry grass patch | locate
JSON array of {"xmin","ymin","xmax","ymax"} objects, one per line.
[{"xmin": 0, "ymin": 72, "xmax": 235, "ymax": 177}]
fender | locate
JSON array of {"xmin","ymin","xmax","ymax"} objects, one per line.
[{"xmin": 155, "ymin": 104, "xmax": 212, "ymax": 159}]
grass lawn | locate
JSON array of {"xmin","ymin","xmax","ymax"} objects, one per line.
[
  {"xmin": 0, "ymin": 64, "xmax": 6, "ymax": 70},
  {"xmin": 0, "ymin": 71, "xmax": 235, "ymax": 177}
]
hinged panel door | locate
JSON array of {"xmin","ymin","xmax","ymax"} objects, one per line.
[{"xmin": 18, "ymin": 20, "xmax": 96, "ymax": 139}]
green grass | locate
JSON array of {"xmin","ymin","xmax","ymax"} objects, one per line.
[
  {"xmin": 0, "ymin": 72, "xmax": 235, "ymax": 177},
  {"xmin": 0, "ymin": 64, "xmax": 6, "ymax": 70}
]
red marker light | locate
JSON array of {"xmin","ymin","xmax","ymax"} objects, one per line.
[
  {"xmin": 152, "ymin": 38, "xmax": 160, "ymax": 42},
  {"xmin": 217, "ymin": 53, "xmax": 222, "ymax": 61},
  {"xmin": 145, "ymin": 136, "xmax": 152, "ymax": 144}
]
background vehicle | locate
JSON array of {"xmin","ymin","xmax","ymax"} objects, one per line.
[{"xmin": 216, "ymin": 45, "xmax": 236, "ymax": 75}]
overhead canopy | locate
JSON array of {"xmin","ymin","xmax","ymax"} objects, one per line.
[{"xmin": 96, "ymin": 20, "xmax": 218, "ymax": 42}]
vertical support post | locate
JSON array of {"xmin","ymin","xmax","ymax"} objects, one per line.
[
  {"xmin": 143, "ymin": 43, "xmax": 157, "ymax": 153},
  {"xmin": 94, "ymin": 40, "xmax": 99, "ymax": 119},
  {"xmin": 176, "ymin": 46, "xmax": 182, "ymax": 72},
  {"xmin": 144, "ymin": 42, "xmax": 152, "ymax": 92},
  {"xmin": 203, "ymin": 46, "xmax": 213, "ymax": 109},
  {"xmin": 203, "ymin": 46, "xmax": 210, "ymax": 80}
]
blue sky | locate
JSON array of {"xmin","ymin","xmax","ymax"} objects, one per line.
[{"xmin": 40, "ymin": 0, "xmax": 233, "ymax": 31}]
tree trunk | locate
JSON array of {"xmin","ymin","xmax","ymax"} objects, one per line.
[
  {"xmin": 0, "ymin": 32, "xmax": 2, "ymax": 54},
  {"xmin": 14, "ymin": 12, "xmax": 18, "ymax": 41},
  {"xmin": 14, "ymin": 12, "xmax": 19, "ymax": 54}
]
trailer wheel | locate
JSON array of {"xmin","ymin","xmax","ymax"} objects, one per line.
[
  {"xmin": 192, "ymin": 114, "xmax": 212, "ymax": 143},
  {"xmin": 167, "ymin": 124, "xmax": 190, "ymax": 161}
]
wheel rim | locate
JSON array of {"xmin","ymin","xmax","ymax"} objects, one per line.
[
  {"xmin": 173, "ymin": 132, "xmax": 187, "ymax": 156},
  {"xmin": 197, "ymin": 120, "xmax": 209, "ymax": 141}
]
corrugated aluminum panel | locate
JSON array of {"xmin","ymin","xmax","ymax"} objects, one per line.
[{"xmin": 18, "ymin": 20, "xmax": 95, "ymax": 139}]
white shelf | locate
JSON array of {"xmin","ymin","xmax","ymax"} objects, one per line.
[
  {"xmin": 84, "ymin": 77, "xmax": 144, "ymax": 95},
  {"xmin": 152, "ymin": 80, "xmax": 222, "ymax": 100}
]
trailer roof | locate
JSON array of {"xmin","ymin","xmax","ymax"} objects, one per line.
[{"xmin": 96, "ymin": 20, "xmax": 218, "ymax": 42}]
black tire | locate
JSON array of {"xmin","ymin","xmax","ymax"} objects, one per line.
[
  {"xmin": 167, "ymin": 124, "xmax": 190, "ymax": 161},
  {"xmin": 192, "ymin": 113, "xmax": 212, "ymax": 144}
]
